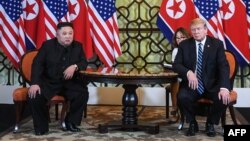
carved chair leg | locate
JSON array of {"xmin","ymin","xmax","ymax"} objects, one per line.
[
  {"xmin": 229, "ymin": 105, "xmax": 238, "ymax": 125},
  {"xmin": 165, "ymin": 87, "xmax": 170, "ymax": 118},
  {"xmin": 220, "ymin": 108, "xmax": 229, "ymax": 136},
  {"xmin": 170, "ymin": 81, "xmax": 179, "ymax": 116},
  {"xmin": 13, "ymin": 101, "xmax": 25, "ymax": 133},
  {"xmin": 178, "ymin": 110, "xmax": 185, "ymax": 130},
  {"xmin": 84, "ymin": 104, "xmax": 87, "ymax": 118},
  {"xmin": 177, "ymin": 102, "xmax": 184, "ymax": 130},
  {"xmin": 55, "ymin": 104, "xmax": 59, "ymax": 120},
  {"xmin": 47, "ymin": 105, "xmax": 51, "ymax": 123},
  {"xmin": 60, "ymin": 102, "xmax": 68, "ymax": 130},
  {"xmin": 221, "ymin": 110, "xmax": 226, "ymax": 128},
  {"xmin": 60, "ymin": 102, "xmax": 68, "ymax": 123}
]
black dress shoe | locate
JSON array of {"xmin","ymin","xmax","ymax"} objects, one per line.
[
  {"xmin": 205, "ymin": 123, "xmax": 216, "ymax": 137},
  {"xmin": 64, "ymin": 122, "xmax": 81, "ymax": 132},
  {"xmin": 186, "ymin": 121, "xmax": 199, "ymax": 136},
  {"xmin": 35, "ymin": 130, "xmax": 48, "ymax": 136}
]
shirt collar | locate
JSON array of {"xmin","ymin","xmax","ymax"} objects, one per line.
[{"xmin": 195, "ymin": 36, "xmax": 207, "ymax": 47}]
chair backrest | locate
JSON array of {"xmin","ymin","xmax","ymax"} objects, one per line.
[
  {"xmin": 19, "ymin": 50, "xmax": 38, "ymax": 84},
  {"xmin": 225, "ymin": 50, "xmax": 238, "ymax": 89},
  {"xmin": 197, "ymin": 50, "xmax": 238, "ymax": 105}
]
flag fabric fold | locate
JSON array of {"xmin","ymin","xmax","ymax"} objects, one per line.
[
  {"xmin": 157, "ymin": 0, "xmax": 250, "ymax": 67},
  {"xmin": 157, "ymin": 0, "xmax": 197, "ymax": 43},
  {"xmin": 0, "ymin": 0, "xmax": 25, "ymax": 68},
  {"xmin": 42, "ymin": 0, "xmax": 68, "ymax": 40},
  {"xmin": 88, "ymin": 0, "xmax": 121, "ymax": 67},
  {"xmin": 0, "ymin": 0, "xmax": 120, "ymax": 68},
  {"xmin": 2, "ymin": 0, "xmax": 250, "ymax": 68},
  {"xmin": 0, "ymin": 0, "xmax": 95, "ymax": 68},
  {"xmin": 194, "ymin": 0, "xmax": 225, "ymax": 47},
  {"xmin": 227, "ymin": 0, "xmax": 250, "ymax": 66},
  {"xmin": 243, "ymin": 0, "xmax": 250, "ymax": 48},
  {"xmin": 68, "ymin": 0, "xmax": 93, "ymax": 59},
  {"xmin": 23, "ymin": 0, "xmax": 46, "ymax": 51}
]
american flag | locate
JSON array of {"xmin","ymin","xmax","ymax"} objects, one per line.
[
  {"xmin": 0, "ymin": 0, "xmax": 25, "ymax": 68},
  {"xmin": 88, "ymin": 0, "xmax": 121, "ymax": 67},
  {"xmin": 194, "ymin": 0, "xmax": 225, "ymax": 47},
  {"xmin": 42, "ymin": 0, "xmax": 68, "ymax": 39},
  {"xmin": 243, "ymin": 0, "xmax": 250, "ymax": 49},
  {"xmin": 97, "ymin": 67, "xmax": 118, "ymax": 74}
]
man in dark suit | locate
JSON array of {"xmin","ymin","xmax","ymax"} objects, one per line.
[
  {"xmin": 28, "ymin": 22, "xmax": 88, "ymax": 135},
  {"xmin": 173, "ymin": 18, "xmax": 231, "ymax": 137}
]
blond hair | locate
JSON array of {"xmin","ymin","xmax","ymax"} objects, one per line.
[{"xmin": 190, "ymin": 18, "xmax": 206, "ymax": 28}]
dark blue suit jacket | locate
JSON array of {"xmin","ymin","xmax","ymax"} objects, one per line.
[{"xmin": 173, "ymin": 35, "xmax": 230, "ymax": 94}]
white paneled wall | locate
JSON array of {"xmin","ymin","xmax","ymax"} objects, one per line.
[
  {"xmin": 87, "ymin": 87, "xmax": 170, "ymax": 106},
  {"xmin": 0, "ymin": 85, "xmax": 249, "ymax": 108},
  {"xmin": 234, "ymin": 88, "xmax": 250, "ymax": 107},
  {"xmin": 0, "ymin": 85, "xmax": 19, "ymax": 104}
]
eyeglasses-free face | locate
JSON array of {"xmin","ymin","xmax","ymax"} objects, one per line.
[
  {"xmin": 190, "ymin": 23, "xmax": 207, "ymax": 41},
  {"xmin": 176, "ymin": 32, "xmax": 188, "ymax": 45}
]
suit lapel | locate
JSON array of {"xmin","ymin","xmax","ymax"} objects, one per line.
[
  {"xmin": 190, "ymin": 40, "xmax": 197, "ymax": 71},
  {"xmin": 202, "ymin": 36, "xmax": 211, "ymax": 69}
]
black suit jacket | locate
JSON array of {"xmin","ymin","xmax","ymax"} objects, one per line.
[
  {"xmin": 31, "ymin": 38, "xmax": 88, "ymax": 99},
  {"xmin": 173, "ymin": 36, "xmax": 230, "ymax": 94}
]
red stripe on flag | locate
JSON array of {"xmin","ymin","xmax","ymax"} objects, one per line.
[
  {"xmin": 43, "ymin": 1, "xmax": 57, "ymax": 40},
  {"xmin": 112, "ymin": 15, "xmax": 122, "ymax": 57},
  {"xmin": 193, "ymin": 1, "xmax": 226, "ymax": 47},
  {"xmin": 17, "ymin": 17, "xmax": 26, "ymax": 58},
  {"xmin": 89, "ymin": 8, "xmax": 115, "ymax": 66},
  {"xmin": 88, "ymin": 0, "xmax": 121, "ymax": 67},
  {"xmin": 0, "ymin": 10, "xmax": 25, "ymax": 68}
]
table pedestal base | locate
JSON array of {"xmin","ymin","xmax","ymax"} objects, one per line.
[
  {"xmin": 97, "ymin": 84, "xmax": 159, "ymax": 134},
  {"xmin": 98, "ymin": 122, "xmax": 159, "ymax": 134}
]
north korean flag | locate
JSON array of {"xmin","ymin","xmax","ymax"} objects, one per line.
[
  {"xmin": 22, "ymin": 0, "xmax": 46, "ymax": 50},
  {"xmin": 157, "ymin": 0, "xmax": 197, "ymax": 43},
  {"xmin": 68, "ymin": 0, "xmax": 93, "ymax": 59},
  {"xmin": 220, "ymin": 0, "xmax": 250, "ymax": 66}
]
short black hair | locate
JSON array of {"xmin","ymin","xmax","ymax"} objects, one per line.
[{"xmin": 57, "ymin": 22, "xmax": 73, "ymax": 30}]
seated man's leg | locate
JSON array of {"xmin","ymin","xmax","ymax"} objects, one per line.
[
  {"xmin": 205, "ymin": 92, "xmax": 227, "ymax": 137},
  {"xmin": 178, "ymin": 87, "xmax": 198, "ymax": 122},
  {"xmin": 28, "ymin": 94, "xmax": 49, "ymax": 135},
  {"xmin": 206, "ymin": 92, "xmax": 227, "ymax": 125},
  {"xmin": 63, "ymin": 89, "xmax": 88, "ymax": 132},
  {"xmin": 178, "ymin": 87, "xmax": 199, "ymax": 136}
]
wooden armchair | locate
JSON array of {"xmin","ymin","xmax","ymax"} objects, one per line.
[
  {"xmin": 13, "ymin": 50, "xmax": 68, "ymax": 133},
  {"xmin": 177, "ymin": 50, "xmax": 238, "ymax": 131}
]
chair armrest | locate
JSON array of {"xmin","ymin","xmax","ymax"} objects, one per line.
[{"xmin": 229, "ymin": 90, "xmax": 237, "ymax": 105}]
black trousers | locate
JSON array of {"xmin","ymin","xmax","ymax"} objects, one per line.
[
  {"xmin": 28, "ymin": 88, "xmax": 88, "ymax": 132},
  {"xmin": 177, "ymin": 86, "xmax": 227, "ymax": 125}
]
